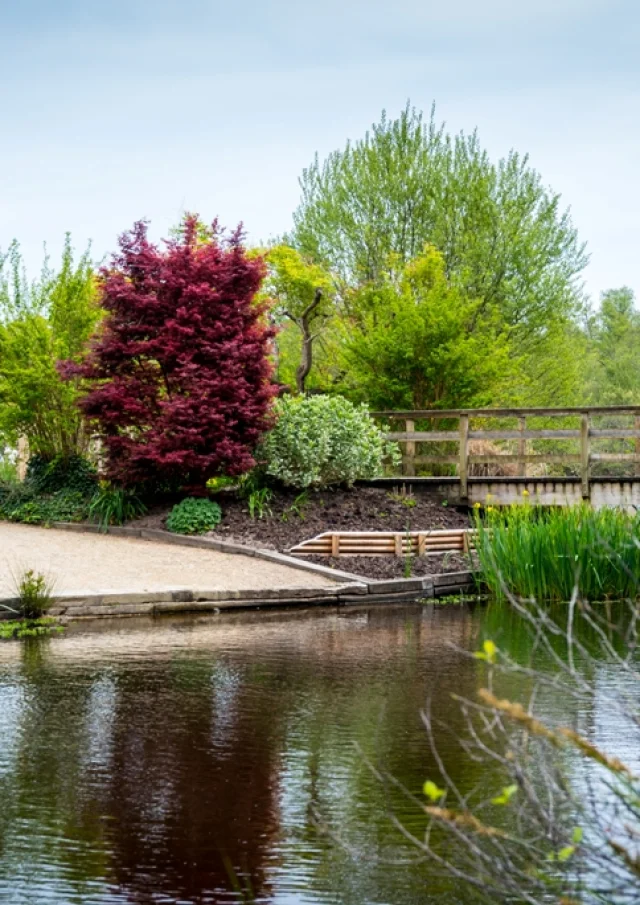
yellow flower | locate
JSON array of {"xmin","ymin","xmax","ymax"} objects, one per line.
[
  {"xmin": 522, "ymin": 489, "xmax": 530, "ymax": 497},
  {"xmin": 487, "ymin": 506, "xmax": 495, "ymax": 512},
  {"xmin": 473, "ymin": 501, "xmax": 482, "ymax": 509}
]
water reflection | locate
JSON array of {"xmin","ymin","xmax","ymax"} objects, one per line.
[{"xmin": 0, "ymin": 604, "xmax": 605, "ymax": 904}]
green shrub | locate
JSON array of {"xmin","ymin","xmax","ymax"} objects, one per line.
[
  {"xmin": 475, "ymin": 503, "xmax": 640, "ymax": 602},
  {"xmin": 258, "ymin": 395, "xmax": 399, "ymax": 489},
  {"xmin": 1, "ymin": 488, "xmax": 90, "ymax": 525},
  {"xmin": 166, "ymin": 498, "xmax": 222, "ymax": 535},
  {"xmin": 26, "ymin": 454, "xmax": 97, "ymax": 496},
  {"xmin": 89, "ymin": 485, "xmax": 147, "ymax": 530},
  {"xmin": 14, "ymin": 568, "xmax": 55, "ymax": 619}
]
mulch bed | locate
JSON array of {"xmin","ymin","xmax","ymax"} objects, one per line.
[{"xmin": 131, "ymin": 486, "xmax": 472, "ymax": 581}]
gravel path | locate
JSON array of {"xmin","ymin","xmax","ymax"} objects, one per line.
[{"xmin": 0, "ymin": 524, "xmax": 335, "ymax": 598}]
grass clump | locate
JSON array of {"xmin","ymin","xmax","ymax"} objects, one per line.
[
  {"xmin": 89, "ymin": 485, "xmax": 147, "ymax": 530},
  {"xmin": 166, "ymin": 497, "xmax": 222, "ymax": 535},
  {"xmin": 475, "ymin": 503, "xmax": 640, "ymax": 602},
  {"xmin": 0, "ymin": 568, "xmax": 62, "ymax": 641}
]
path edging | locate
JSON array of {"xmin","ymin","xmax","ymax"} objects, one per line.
[{"xmin": 0, "ymin": 522, "xmax": 479, "ymax": 620}]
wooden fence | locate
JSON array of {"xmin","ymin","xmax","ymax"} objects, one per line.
[
  {"xmin": 371, "ymin": 407, "xmax": 640, "ymax": 500},
  {"xmin": 290, "ymin": 529, "xmax": 474, "ymax": 558}
]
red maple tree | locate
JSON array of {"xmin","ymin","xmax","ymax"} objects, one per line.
[{"xmin": 66, "ymin": 218, "xmax": 276, "ymax": 488}]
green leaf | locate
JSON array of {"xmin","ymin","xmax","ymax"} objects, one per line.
[
  {"xmin": 557, "ymin": 845, "xmax": 576, "ymax": 862},
  {"xmin": 423, "ymin": 780, "xmax": 446, "ymax": 802},
  {"xmin": 491, "ymin": 784, "xmax": 518, "ymax": 806},
  {"xmin": 571, "ymin": 826, "xmax": 583, "ymax": 844}
]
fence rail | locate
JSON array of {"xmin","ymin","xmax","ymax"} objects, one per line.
[{"xmin": 371, "ymin": 407, "xmax": 640, "ymax": 499}]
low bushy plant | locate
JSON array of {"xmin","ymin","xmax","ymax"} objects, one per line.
[
  {"xmin": 166, "ymin": 497, "xmax": 222, "ymax": 535},
  {"xmin": 14, "ymin": 568, "xmax": 55, "ymax": 620},
  {"xmin": 475, "ymin": 502, "xmax": 640, "ymax": 601},
  {"xmin": 26, "ymin": 454, "xmax": 97, "ymax": 496},
  {"xmin": 259, "ymin": 395, "xmax": 399, "ymax": 489},
  {"xmin": 89, "ymin": 485, "xmax": 147, "ymax": 530},
  {"xmin": 0, "ymin": 487, "xmax": 90, "ymax": 524}
]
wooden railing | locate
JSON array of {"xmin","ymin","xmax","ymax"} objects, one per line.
[{"xmin": 371, "ymin": 407, "xmax": 640, "ymax": 499}]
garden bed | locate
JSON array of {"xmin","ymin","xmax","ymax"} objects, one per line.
[{"xmin": 131, "ymin": 486, "xmax": 472, "ymax": 581}]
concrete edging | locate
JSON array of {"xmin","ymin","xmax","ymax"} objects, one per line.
[{"xmin": 0, "ymin": 521, "xmax": 479, "ymax": 620}]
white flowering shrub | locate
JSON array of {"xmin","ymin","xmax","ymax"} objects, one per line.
[{"xmin": 259, "ymin": 395, "xmax": 399, "ymax": 489}]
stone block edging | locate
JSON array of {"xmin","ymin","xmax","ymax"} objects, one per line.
[{"xmin": 0, "ymin": 522, "xmax": 479, "ymax": 620}]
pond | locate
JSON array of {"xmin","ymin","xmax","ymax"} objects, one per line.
[{"xmin": 0, "ymin": 603, "xmax": 630, "ymax": 905}]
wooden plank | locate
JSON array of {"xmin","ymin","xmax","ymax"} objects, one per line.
[
  {"xmin": 581, "ymin": 414, "xmax": 590, "ymax": 499},
  {"xmin": 387, "ymin": 431, "xmax": 459, "ymax": 442},
  {"xmin": 372, "ymin": 406, "xmax": 640, "ymax": 419},
  {"xmin": 468, "ymin": 454, "xmax": 581, "ymax": 465},
  {"xmin": 459, "ymin": 414, "xmax": 469, "ymax": 499},
  {"xmin": 589, "ymin": 429, "xmax": 640, "ymax": 439},
  {"xmin": 404, "ymin": 419, "xmax": 416, "ymax": 476},
  {"xmin": 468, "ymin": 429, "xmax": 581, "ymax": 440},
  {"xmin": 590, "ymin": 453, "xmax": 640, "ymax": 462},
  {"xmin": 394, "ymin": 536, "xmax": 403, "ymax": 557},
  {"xmin": 410, "ymin": 455, "xmax": 460, "ymax": 465},
  {"xmin": 331, "ymin": 534, "xmax": 340, "ymax": 557},
  {"xmin": 417, "ymin": 534, "xmax": 426, "ymax": 556},
  {"xmin": 518, "ymin": 416, "xmax": 526, "ymax": 477}
]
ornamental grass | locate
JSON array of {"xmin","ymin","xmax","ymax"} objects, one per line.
[{"xmin": 474, "ymin": 503, "xmax": 640, "ymax": 602}]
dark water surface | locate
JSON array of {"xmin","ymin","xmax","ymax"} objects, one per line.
[{"xmin": 0, "ymin": 603, "xmax": 618, "ymax": 905}]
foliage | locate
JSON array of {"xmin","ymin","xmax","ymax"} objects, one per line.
[
  {"xmin": 0, "ymin": 236, "xmax": 101, "ymax": 457},
  {"xmin": 293, "ymin": 103, "xmax": 586, "ymax": 323},
  {"xmin": 13, "ymin": 568, "xmax": 55, "ymax": 620},
  {"xmin": 89, "ymin": 485, "xmax": 147, "ymax": 530},
  {"xmin": 340, "ymin": 246, "xmax": 512, "ymax": 409},
  {"xmin": 65, "ymin": 217, "xmax": 276, "ymax": 489},
  {"xmin": 258, "ymin": 395, "xmax": 399, "ymax": 489},
  {"xmin": 585, "ymin": 287, "xmax": 640, "ymax": 405},
  {"xmin": 474, "ymin": 503, "xmax": 640, "ymax": 601},
  {"xmin": 0, "ymin": 479, "xmax": 91, "ymax": 524},
  {"xmin": 0, "ymin": 618, "xmax": 63, "ymax": 640},
  {"xmin": 291, "ymin": 103, "xmax": 588, "ymax": 406},
  {"xmin": 246, "ymin": 487, "xmax": 273, "ymax": 520},
  {"xmin": 402, "ymin": 594, "xmax": 640, "ymax": 905},
  {"xmin": 26, "ymin": 453, "xmax": 97, "ymax": 496},
  {"xmin": 166, "ymin": 497, "xmax": 222, "ymax": 535},
  {"xmin": 262, "ymin": 244, "xmax": 335, "ymax": 393}
]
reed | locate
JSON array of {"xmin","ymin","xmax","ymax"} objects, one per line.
[{"xmin": 475, "ymin": 503, "xmax": 640, "ymax": 601}]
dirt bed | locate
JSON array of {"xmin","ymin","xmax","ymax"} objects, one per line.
[{"xmin": 132, "ymin": 486, "xmax": 472, "ymax": 581}]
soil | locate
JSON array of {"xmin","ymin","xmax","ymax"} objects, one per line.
[{"xmin": 131, "ymin": 486, "xmax": 472, "ymax": 582}]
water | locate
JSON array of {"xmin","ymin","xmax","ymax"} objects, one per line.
[{"xmin": 0, "ymin": 604, "xmax": 631, "ymax": 904}]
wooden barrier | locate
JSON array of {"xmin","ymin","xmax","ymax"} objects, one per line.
[
  {"xmin": 290, "ymin": 529, "xmax": 475, "ymax": 558},
  {"xmin": 371, "ymin": 407, "xmax": 640, "ymax": 501}
]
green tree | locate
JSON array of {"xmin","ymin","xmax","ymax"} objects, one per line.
[
  {"xmin": 586, "ymin": 287, "xmax": 640, "ymax": 405},
  {"xmin": 263, "ymin": 245, "xmax": 335, "ymax": 393},
  {"xmin": 340, "ymin": 245, "xmax": 512, "ymax": 410},
  {"xmin": 292, "ymin": 104, "xmax": 588, "ymax": 404},
  {"xmin": 0, "ymin": 236, "xmax": 101, "ymax": 459}
]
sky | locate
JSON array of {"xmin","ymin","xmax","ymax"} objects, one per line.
[{"xmin": 1, "ymin": 0, "xmax": 638, "ymax": 304}]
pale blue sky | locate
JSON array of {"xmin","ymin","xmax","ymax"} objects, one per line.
[{"xmin": 2, "ymin": 0, "xmax": 638, "ymax": 303}]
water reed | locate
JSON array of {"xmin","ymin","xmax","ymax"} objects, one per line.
[{"xmin": 474, "ymin": 503, "xmax": 640, "ymax": 602}]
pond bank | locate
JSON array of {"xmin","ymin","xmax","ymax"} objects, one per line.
[{"xmin": 0, "ymin": 522, "xmax": 476, "ymax": 620}]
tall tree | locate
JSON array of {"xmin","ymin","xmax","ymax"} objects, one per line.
[
  {"xmin": 67, "ymin": 218, "xmax": 276, "ymax": 488},
  {"xmin": 340, "ymin": 245, "xmax": 512, "ymax": 410},
  {"xmin": 586, "ymin": 287, "xmax": 640, "ymax": 405},
  {"xmin": 0, "ymin": 236, "xmax": 100, "ymax": 459},
  {"xmin": 292, "ymin": 104, "xmax": 588, "ymax": 403}
]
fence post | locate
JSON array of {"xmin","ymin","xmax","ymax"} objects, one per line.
[
  {"xmin": 459, "ymin": 413, "xmax": 469, "ymax": 500},
  {"xmin": 404, "ymin": 419, "xmax": 416, "ymax": 477},
  {"xmin": 518, "ymin": 416, "xmax": 527, "ymax": 477},
  {"xmin": 635, "ymin": 416, "xmax": 640, "ymax": 478},
  {"xmin": 580, "ymin": 414, "xmax": 590, "ymax": 499}
]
